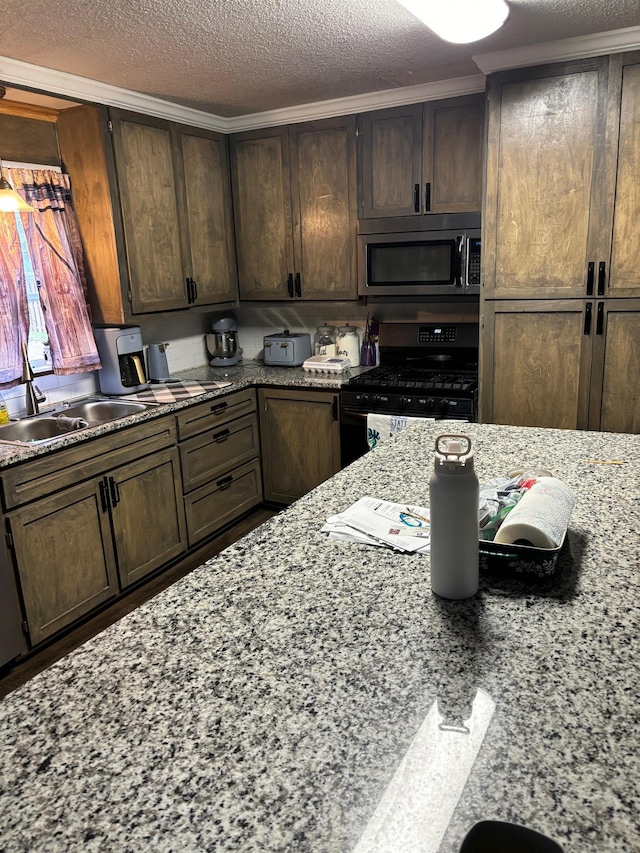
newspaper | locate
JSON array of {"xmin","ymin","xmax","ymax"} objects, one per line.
[{"xmin": 323, "ymin": 496, "xmax": 430, "ymax": 553}]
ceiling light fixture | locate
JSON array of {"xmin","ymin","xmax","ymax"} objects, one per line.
[
  {"xmin": 397, "ymin": 0, "xmax": 510, "ymax": 44},
  {"xmin": 0, "ymin": 157, "xmax": 34, "ymax": 213}
]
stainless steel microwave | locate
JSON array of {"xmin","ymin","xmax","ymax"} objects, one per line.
[{"xmin": 357, "ymin": 213, "xmax": 481, "ymax": 298}]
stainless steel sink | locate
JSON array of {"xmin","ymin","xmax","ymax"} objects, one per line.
[
  {"xmin": 0, "ymin": 417, "xmax": 76, "ymax": 445},
  {"xmin": 62, "ymin": 400, "xmax": 149, "ymax": 421},
  {"xmin": 0, "ymin": 397, "xmax": 154, "ymax": 446}
]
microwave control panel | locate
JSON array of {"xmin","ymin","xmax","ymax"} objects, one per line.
[{"xmin": 466, "ymin": 237, "xmax": 482, "ymax": 286}]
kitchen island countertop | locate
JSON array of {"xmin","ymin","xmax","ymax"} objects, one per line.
[{"xmin": 0, "ymin": 421, "xmax": 639, "ymax": 852}]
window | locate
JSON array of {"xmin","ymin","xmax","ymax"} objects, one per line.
[{"xmin": 13, "ymin": 213, "xmax": 51, "ymax": 373}]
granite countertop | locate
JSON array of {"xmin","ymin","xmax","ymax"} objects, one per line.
[
  {"xmin": 1, "ymin": 421, "xmax": 639, "ymax": 852},
  {"xmin": 0, "ymin": 361, "xmax": 359, "ymax": 469}
]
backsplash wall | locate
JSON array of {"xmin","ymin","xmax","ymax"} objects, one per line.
[{"xmin": 1, "ymin": 300, "xmax": 478, "ymax": 417}]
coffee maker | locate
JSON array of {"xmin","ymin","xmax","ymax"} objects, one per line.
[
  {"xmin": 206, "ymin": 314, "xmax": 243, "ymax": 367},
  {"xmin": 93, "ymin": 325, "xmax": 149, "ymax": 395}
]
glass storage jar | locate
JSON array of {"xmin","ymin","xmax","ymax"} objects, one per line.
[
  {"xmin": 314, "ymin": 325, "xmax": 337, "ymax": 357},
  {"xmin": 336, "ymin": 324, "xmax": 360, "ymax": 366}
]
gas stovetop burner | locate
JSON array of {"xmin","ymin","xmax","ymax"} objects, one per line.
[{"xmin": 347, "ymin": 367, "xmax": 478, "ymax": 394}]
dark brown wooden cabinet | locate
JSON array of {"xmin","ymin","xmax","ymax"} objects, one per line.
[
  {"xmin": 110, "ymin": 110, "xmax": 237, "ymax": 313},
  {"xmin": 3, "ymin": 417, "xmax": 187, "ymax": 646},
  {"xmin": 58, "ymin": 105, "xmax": 237, "ymax": 321},
  {"xmin": 230, "ymin": 116, "xmax": 358, "ymax": 301},
  {"xmin": 358, "ymin": 94, "xmax": 485, "ymax": 219},
  {"xmin": 177, "ymin": 389, "xmax": 262, "ymax": 546},
  {"xmin": 481, "ymin": 52, "xmax": 640, "ymax": 432},
  {"xmin": 258, "ymin": 388, "xmax": 341, "ymax": 504}
]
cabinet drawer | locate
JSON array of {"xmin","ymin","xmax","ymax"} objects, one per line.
[
  {"xmin": 179, "ymin": 413, "xmax": 260, "ymax": 493},
  {"xmin": 176, "ymin": 388, "xmax": 256, "ymax": 440},
  {"xmin": 1, "ymin": 415, "xmax": 176, "ymax": 510},
  {"xmin": 183, "ymin": 459, "xmax": 263, "ymax": 547}
]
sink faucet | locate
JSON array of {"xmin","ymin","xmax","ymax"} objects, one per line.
[{"xmin": 21, "ymin": 342, "xmax": 46, "ymax": 416}]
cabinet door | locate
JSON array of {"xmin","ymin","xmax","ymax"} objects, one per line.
[
  {"xmin": 483, "ymin": 59, "xmax": 610, "ymax": 298},
  {"xmin": 289, "ymin": 117, "xmax": 357, "ymax": 300},
  {"xmin": 230, "ymin": 127, "xmax": 294, "ymax": 299},
  {"xmin": 358, "ymin": 104, "xmax": 423, "ymax": 218},
  {"xmin": 607, "ymin": 54, "xmax": 640, "ymax": 297},
  {"xmin": 259, "ymin": 388, "xmax": 341, "ymax": 504},
  {"xmin": 176, "ymin": 126, "xmax": 238, "ymax": 305},
  {"xmin": 110, "ymin": 447, "xmax": 187, "ymax": 588},
  {"xmin": 423, "ymin": 94, "xmax": 485, "ymax": 214},
  {"xmin": 8, "ymin": 481, "xmax": 118, "ymax": 645},
  {"xmin": 480, "ymin": 300, "xmax": 593, "ymax": 429},
  {"xmin": 110, "ymin": 110, "xmax": 188, "ymax": 313},
  {"xmin": 589, "ymin": 300, "xmax": 640, "ymax": 433}
]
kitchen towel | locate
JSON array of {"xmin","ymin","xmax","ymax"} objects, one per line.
[
  {"xmin": 125, "ymin": 381, "xmax": 233, "ymax": 403},
  {"xmin": 367, "ymin": 414, "xmax": 427, "ymax": 450},
  {"xmin": 493, "ymin": 477, "xmax": 576, "ymax": 549}
]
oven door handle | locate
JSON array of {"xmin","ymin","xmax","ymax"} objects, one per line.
[{"xmin": 341, "ymin": 408, "xmax": 369, "ymax": 421}]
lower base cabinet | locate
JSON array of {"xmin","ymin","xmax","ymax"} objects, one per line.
[
  {"xmin": 3, "ymin": 416, "xmax": 187, "ymax": 647},
  {"xmin": 258, "ymin": 387, "xmax": 341, "ymax": 504},
  {"xmin": 480, "ymin": 299, "xmax": 640, "ymax": 432},
  {"xmin": 177, "ymin": 389, "xmax": 262, "ymax": 546}
]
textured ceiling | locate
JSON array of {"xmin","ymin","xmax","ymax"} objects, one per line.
[{"xmin": 2, "ymin": 0, "xmax": 640, "ymax": 117}]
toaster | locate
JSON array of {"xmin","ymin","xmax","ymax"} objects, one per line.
[{"xmin": 263, "ymin": 330, "xmax": 312, "ymax": 367}]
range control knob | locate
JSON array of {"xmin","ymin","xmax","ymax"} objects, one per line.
[
  {"xmin": 399, "ymin": 396, "xmax": 411, "ymax": 410},
  {"xmin": 425, "ymin": 397, "xmax": 435, "ymax": 413},
  {"xmin": 439, "ymin": 398, "xmax": 450, "ymax": 416}
]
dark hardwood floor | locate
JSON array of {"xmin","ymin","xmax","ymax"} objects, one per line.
[{"xmin": 0, "ymin": 506, "xmax": 278, "ymax": 699}]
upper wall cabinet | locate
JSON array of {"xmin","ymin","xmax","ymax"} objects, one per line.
[
  {"xmin": 483, "ymin": 52, "xmax": 640, "ymax": 301},
  {"xmin": 58, "ymin": 106, "xmax": 237, "ymax": 320},
  {"xmin": 230, "ymin": 116, "xmax": 357, "ymax": 301},
  {"xmin": 357, "ymin": 94, "xmax": 485, "ymax": 219},
  {"xmin": 110, "ymin": 110, "xmax": 237, "ymax": 313},
  {"xmin": 482, "ymin": 57, "xmax": 611, "ymax": 300}
]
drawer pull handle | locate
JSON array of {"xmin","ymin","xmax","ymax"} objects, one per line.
[
  {"xmin": 217, "ymin": 475, "xmax": 233, "ymax": 490},
  {"xmin": 213, "ymin": 429, "xmax": 230, "ymax": 443},
  {"xmin": 211, "ymin": 401, "xmax": 228, "ymax": 414}
]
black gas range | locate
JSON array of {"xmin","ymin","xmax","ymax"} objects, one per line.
[{"xmin": 340, "ymin": 321, "xmax": 479, "ymax": 464}]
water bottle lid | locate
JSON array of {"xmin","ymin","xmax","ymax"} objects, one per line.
[{"xmin": 434, "ymin": 434, "xmax": 474, "ymax": 471}]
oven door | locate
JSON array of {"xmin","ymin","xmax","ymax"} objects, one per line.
[{"xmin": 341, "ymin": 401, "xmax": 474, "ymax": 466}]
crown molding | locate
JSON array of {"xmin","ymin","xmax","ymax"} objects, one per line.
[
  {"xmin": 0, "ymin": 55, "xmax": 229, "ymax": 132},
  {"xmin": 474, "ymin": 25, "xmax": 640, "ymax": 74},
  {"xmin": 3, "ymin": 24, "xmax": 640, "ymax": 135},
  {"xmin": 0, "ymin": 54, "xmax": 484, "ymax": 134},
  {"xmin": 224, "ymin": 75, "xmax": 486, "ymax": 132}
]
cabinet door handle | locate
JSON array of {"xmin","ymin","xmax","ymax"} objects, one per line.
[
  {"xmin": 414, "ymin": 183, "xmax": 420, "ymax": 213},
  {"xmin": 596, "ymin": 301, "xmax": 604, "ymax": 335},
  {"xmin": 217, "ymin": 475, "xmax": 233, "ymax": 490},
  {"xmin": 191, "ymin": 278, "xmax": 198, "ymax": 303},
  {"xmin": 287, "ymin": 273, "xmax": 294, "ymax": 298},
  {"xmin": 108, "ymin": 476, "xmax": 120, "ymax": 507},
  {"xmin": 597, "ymin": 261, "xmax": 606, "ymax": 296},
  {"xmin": 185, "ymin": 277, "xmax": 193, "ymax": 303},
  {"xmin": 425, "ymin": 182, "xmax": 431, "ymax": 212},
  {"xmin": 213, "ymin": 428, "xmax": 230, "ymax": 443},
  {"xmin": 295, "ymin": 272, "xmax": 302, "ymax": 298},
  {"xmin": 211, "ymin": 401, "xmax": 228, "ymax": 414},
  {"xmin": 586, "ymin": 261, "xmax": 594, "ymax": 296},
  {"xmin": 332, "ymin": 395, "xmax": 338, "ymax": 421},
  {"xmin": 584, "ymin": 302, "xmax": 592, "ymax": 335},
  {"xmin": 99, "ymin": 478, "xmax": 110, "ymax": 512}
]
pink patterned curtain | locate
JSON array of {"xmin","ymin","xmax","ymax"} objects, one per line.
[
  {"xmin": 6, "ymin": 168, "xmax": 101, "ymax": 377},
  {"xmin": 0, "ymin": 213, "xmax": 29, "ymax": 386}
]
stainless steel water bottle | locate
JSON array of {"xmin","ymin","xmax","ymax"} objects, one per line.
[{"xmin": 429, "ymin": 434, "xmax": 479, "ymax": 599}]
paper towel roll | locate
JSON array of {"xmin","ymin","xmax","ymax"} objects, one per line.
[{"xmin": 493, "ymin": 477, "xmax": 576, "ymax": 549}]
